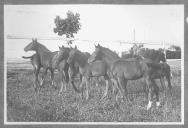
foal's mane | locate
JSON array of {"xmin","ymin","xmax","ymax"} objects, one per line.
[
  {"xmin": 76, "ymin": 49, "xmax": 88, "ymax": 59},
  {"xmin": 98, "ymin": 45, "xmax": 120, "ymax": 60},
  {"xmin": 36, "ymin": 41, "xmax": 51, "ymax": 53},
  {"xmin": 72, "ymin": 49, "xmax": 89, "ymax": 66}
]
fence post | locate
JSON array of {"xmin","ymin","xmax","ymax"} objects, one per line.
[{"xmin": 162, "ymin": 42, "xmax": 167, "ymax": 60}]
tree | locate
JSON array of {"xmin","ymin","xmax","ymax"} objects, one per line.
[
  {"xmin": 165, "ymin": 45, "xmax": 181, "ymax": 59},
  {"xmin": 129, "ymin": 44, "xmax": 144, "ymax": 55},
  {"xmin": 53, "ymin": 10, "xmax": 81, "ymax": 44},
  {"xmin": 168, "ymin": 45, "xmax": 181, "ymax": 51}
]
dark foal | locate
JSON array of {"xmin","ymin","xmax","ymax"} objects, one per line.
[
  {"xmin": 52, "ymin": 46, "xmax": 81, "ymax": 95},
  {"xmin": 88, "ymin": 44, "xmax": 163, "ymax": 110},
  {"xmin": 123, "ymin": 53, "xmax": 172, "ymax": 94},
  {"xmin": 24, "ymin": 38, "xmax": 58, "ymax": 91},
  {"xmin": 67, "ymin": 47, "xmax": 110, "ymax": 100}
]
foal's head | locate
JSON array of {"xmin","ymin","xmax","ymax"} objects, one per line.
[
  {"xmin": 157, "ymin": 51, "xmax": 166, "ymax": 63},
  {"xmin": 24, "ymin": 38, "xmax": 38, "ymax": 52},
  {"xmin": 88, "ymin": 44, "xmax": 103, "ymax": 63},
  {"xmin": 52, "ymin": 45, "xmax": 70, "ymax": 68},
  {"xmin": 67, "ymin": 46, "xmax": 78, "ymax": 64}
]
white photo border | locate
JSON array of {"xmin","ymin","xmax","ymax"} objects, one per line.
[{"xmin": 3, "ymin": 4, "xmax": 185, "ymax": 125}]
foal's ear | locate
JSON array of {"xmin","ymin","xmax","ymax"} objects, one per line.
[{"xmin": 95, "ymin": 43, "xmax": 100, "ymax": 48}]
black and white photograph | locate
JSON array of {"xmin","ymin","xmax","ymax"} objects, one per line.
[{"xmin": 4, "ymin": 4, "xmax": 184, "ymax": 124}]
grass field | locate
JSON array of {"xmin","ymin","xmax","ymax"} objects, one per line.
[{"xmin": 6, "ymin": 59, "xmax": 182, "ymax": 122}]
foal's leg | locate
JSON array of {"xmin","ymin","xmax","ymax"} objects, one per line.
[
  {"xmin": 50, "ymin": 68, "xmax": 56, "ymax": 89},
  {"xmin": 59, "ymin": 70, "xmax": 66, "ymax": 95},
  {"xmin": 95, "ymin": 77, "xmax": 99, "ymax": 87},
  {"xmin": 85, "ymin": 77, "xmax": 90, "ymax": 101},
  {"xmin": 62, "ymin": 70, "xmax": 67, "ymax": 91},
  {"xmin": 64, "ymin": 69, "xmax": 70, "ymax": 91},
  {"xmin": 110, "ymin": 78, "xmax": 118, "ymax": 94},
  {"xmin": 113, "ymin": 77, "xmax": 121, "ymax": 109},
  {"xmin": 34, "ymin": 67, "xmax": 40, "ymax": 91},
  {"xmin": 166, "ymin": 74, "xmax": 172, "ymax": 96},
  {"xmin": 68, "ymin": 67, "xmax": 82, "ymax": 93},
  {"xmin": 143, "ymin": 80, "xmax": 149, "ymax": 99},
  {"xmin": 40, "ymin": 67, "xmax": 48, "ymax": 87},
  {"xmin": 117, "ymin": 76, "xmax": 128, "ymax": 103},
  {"xmin": 101, "ymin": 75, "xmax": 110, "ymax": 99},
  {"xmin": 153, "ymin": 80, "xmax": 160, "ymax": 107},
  {"xmin": 145, "ymin": 77, "xmax": 154, "ymax": 110},
  {"xmin": 80, "ymin": 76, "xmax": 86, "ymax": 99},
  {"xmin": 160, "ymin": 77, "xmax": 166, "ymax": 99},
  {"xmin": 160, "ymin": 77, "xmax": 165, "ymax": 91},
  {"xmin": 68, "ymin": 66, "xmax": 74, "ymax": 87}
]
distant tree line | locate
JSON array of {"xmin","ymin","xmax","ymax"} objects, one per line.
[
  {"xmin": 166, "ymin": 45, "xmax": 181, "ymax": 59},
  {"xmin": 52, "ymin": 10, "xmax": 181, "ymax": 59},
  {"xmin": 122, "ymin": 44, "xmax": 181, "ymax": 60}
]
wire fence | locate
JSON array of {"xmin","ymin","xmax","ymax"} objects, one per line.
[
  {"xmin": 7, "ymin": 35, "xmax": 182, "ymax": 59},
  {"xmin": 6, "ymin": 35, "xmax": 174, "ymax": 46}
]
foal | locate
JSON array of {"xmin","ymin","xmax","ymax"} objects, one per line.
[
  {"xmin": 24, "ymin": 38, "xmax": 57, "ymax": 90},
  {"xmin": 67, "ymin": 47, "xmax": 110, "ymax": 100},
  {"xmin": 52, "ymin": 46, "xmax": 82, "ymax": 95},
  {"xmin": 88, "ymin": 44, "xmax": 162, "ymax": 110}
]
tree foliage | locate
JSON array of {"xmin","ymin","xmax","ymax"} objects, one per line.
[
  {"xmin": 53, "ymin": 10, "xmax": 81, "ymax": 39},
  {"xmin": 138, "ymin": 48, "xmax": 165, "ymax": 60},
  {"xmin": 166, "ymin": 45, "xmax": 181, "ymax": 59},
  {"xmin": 129, "ymin": 44, "xmax": 144, "ymax": 55},
  {"xmin": 122, "ymin": 44, "xmax": 181, "ymax": 60},
  {"xmin": 168, "ymin": 45, "xmax": 181, "ymax": 51},
  {"xmin": 122, "ymin": 44, "xmax": 166, "ymax": 61},
  {"xmin": 166, "ymin": 50, "xmax": 181, "ymax": 59}
]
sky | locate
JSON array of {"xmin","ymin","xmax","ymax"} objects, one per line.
[{"xmin": 4, "ymin": 5, "xmax": 184, "ymax": 59}]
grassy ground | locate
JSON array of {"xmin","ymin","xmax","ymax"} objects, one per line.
[{"xmin": 6, "ymin": 60, "xmax": 182, "ymax": 122}]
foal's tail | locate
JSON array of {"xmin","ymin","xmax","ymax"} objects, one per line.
[{"xmin": 22, "ymin": 55, "xmax": 33, "ymax": 59}]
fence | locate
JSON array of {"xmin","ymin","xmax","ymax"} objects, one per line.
[{"xmin": 7, "ymin": 35, "xmax": 180, "ymax": 59}]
